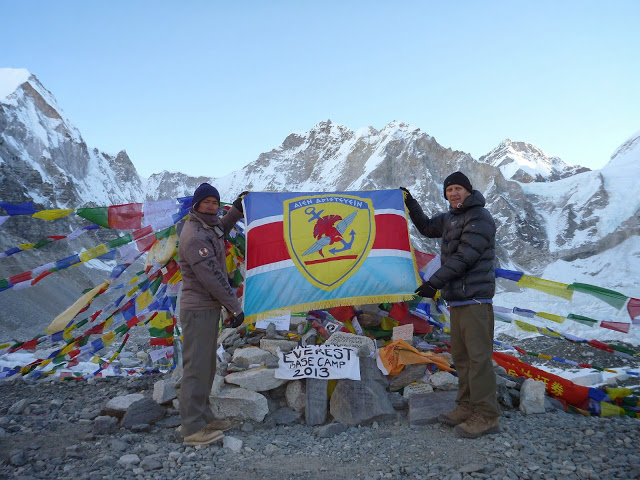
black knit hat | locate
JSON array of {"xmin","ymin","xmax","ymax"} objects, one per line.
[
  {"xmin": 443, "ymin": 171, "xmax": 473, "ymax": 199},
  {"xmin": 192, "ymin": 183, "xmax": 220, "ymax": 209}
]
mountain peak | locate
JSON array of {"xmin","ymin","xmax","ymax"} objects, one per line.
[
  {"xmin": 480, "ymin": 139, "xmax": 588, "ymax": 183},
  {"xmin": 0, "ymin": 68, "xmax": 31, "ymax": 101}
]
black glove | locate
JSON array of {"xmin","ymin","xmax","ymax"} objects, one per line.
[
  {"xmin": 399, "ymin": 187, "xmax": 414, "ymax": 205},
  {"xmin": 229, "ymin": 312, "xmax": 245, "ymax": 328},
  {"xmin": 232, "ymin": 191, "xmax": 249, "ymax": 213},
  {"xmin": 415, "ymin": 282, "xmax": 437, "ymax": 299}
]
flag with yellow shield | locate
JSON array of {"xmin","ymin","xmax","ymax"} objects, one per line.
[{"xmin": 243, "ymin": 190, "xmax": 420, "ymax": 322}]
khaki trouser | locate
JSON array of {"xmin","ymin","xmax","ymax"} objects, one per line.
[
  {"xmin": 450, "ymin": 303, "xmax": 500, "ymax": 418},
  {"xmin": 179, "ymin": 308, "xmax": 220, "ymax": 437}
]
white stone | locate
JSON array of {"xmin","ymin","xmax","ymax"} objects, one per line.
[
  {"xmin": 259, "ymin": 339, "xmax": 299, "ymax": 356},
  {"xmin": 402, "ymin": 383, "xmax": 434, "ymax": 399},
  {"xmin": 223, "ymin": 436, "xmax": 244, "ymax": 452},
  {"xmin": 428, "ymin": 371, "xmax": 458, "ymax": 389},
  {"xmin": 153, "ymin": 379, "xmax": 177, "ymax": 405},
  {"xmin": 211, "ymin": 387, "xmax": 269, "ymax": 422},
  {"xmin": 118, "ymin": 454, "xmax": 140, "ymax": 466},
  {"xmin": 105, "ymin": 394, "xmax": 145, "ymax": 413},
  {"xmin": 224, "ymin": 367, "xmax": 287, "ymax": 392},
  {"xmin": 285, "ymin": 380, "xmax": 306, "ymax": 413},
  {"xmin": 232, "ymin": 347, "xmax": 277, "ymax": 367},
  {"xmin": 519, "ymin": 378, "xmax": 546, "ymax": 415}
]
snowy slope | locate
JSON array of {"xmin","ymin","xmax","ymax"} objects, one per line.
[{"xmin": 479, "ymin": 139, "xmax": 589, "ymax": 182}]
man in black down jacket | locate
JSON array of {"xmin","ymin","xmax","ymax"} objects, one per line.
[{"xmin": 402, "ymin": 171, "xmax": 500, "ymax": 438}]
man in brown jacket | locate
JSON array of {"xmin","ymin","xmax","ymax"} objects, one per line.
[{"xmin": 178, "ymin": 182, "xmax": 247, "ymax": 446}]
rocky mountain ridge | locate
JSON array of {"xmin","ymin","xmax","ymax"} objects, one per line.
[{"xmin": 1, "ymin": 69, "xmax": 638, "ymax": 338}]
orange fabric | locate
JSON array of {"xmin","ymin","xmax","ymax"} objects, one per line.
[{"xmin": 377, "ymin": 339, "xmax": 453, "ymax": 375}]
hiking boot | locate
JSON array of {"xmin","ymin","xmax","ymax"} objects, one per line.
[
  {"xmin": 454, "ymin": 413, "xmax": 500, "ymax": 439},
  {"xmin": 183, "ymin": 428, "xmax": 225, "ymax": 446},
  {"xmin": 205, "ymin": 418, "xmax": 235, "ymax": 432},
  {"xmin": 438, "ymin": 404, "xmax": 473, "ymax": 426}
]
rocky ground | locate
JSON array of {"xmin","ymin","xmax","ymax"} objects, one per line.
[{"xmin": 1, "ymin": 337, "xmax": 639, "ymax": 480}]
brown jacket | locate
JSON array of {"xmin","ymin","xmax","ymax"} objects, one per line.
[{"xmin": 178, "ymin": 206, "xmax": 243, "ymax": 313}]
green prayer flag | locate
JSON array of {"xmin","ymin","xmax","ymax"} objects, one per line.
[
  {"xmin": 76, "ymin": 207, "xmax": 110, "ymax": 228},
  {"xmin": 107, "ymin": 233, "xmax": 133, "ymax": 248},
  {"xmin": 567, "ymin": 313, "xmax": 598, "ymax": 326},
  {"xmin": 149, "ymin": 275, "xmax": 163, "ymax": 295},
  {"xmin": 569, "ymin": 283, "xmax": 628, "ymax": 310},
  {"xmin": 34, "ymin": 238, "xmax": 53, "ymax": 249}
]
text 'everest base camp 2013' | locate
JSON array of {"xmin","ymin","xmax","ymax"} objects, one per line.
[{"xmin": 0, "ymin": 68, "xmax": 639, "ymax": 479}]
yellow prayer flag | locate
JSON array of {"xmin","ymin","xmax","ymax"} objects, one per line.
[
  {"xmin": 79, "ymin": 244, "xmax": 109, "ymax": 263},
  {"xmin": 605, "ymin": 387, "xmax": 632, "ymax": 401},
  {"xmin": 343, "ymin": 319, "xmax": 356, "ymax": 334},
  {"xmin": 381, "ymin": 316, "xmax": 399, "ymax": 331},
  {"xmin": 169, "ymin": 270, "xmax": 182, "ymax": 284},
  {"xmin": 150, "ymin": 312, "xmax": 173, "ymax": 329},
  {"xmin": 599, "ymin": 401, "xmax": 624, "ymax": 417},
  {"xmin": 536, "ymin": 312, "xmax": 566, "ymax": 324},
  {"xmin": 516, "ymin": 275, "xmax": 574, "ymax": 301},
  {"xmin": 514, "ymin": 319, "xmax": 539, "ymax": 333},
  {"xmin": 60, "ymin": 343, "xmax": 76, "ymax": 356},
  {"xmin": 18, "ymin": 243, "xmax": 36, "ymax": 250},
  {"xmin": 539, "ymin": 327, "xmax": 563, "ymax": 338},
  {"xmin": 32, "ymin": 208, "xmax": 74, "ymax": 221},
  {"xmin": 90, "ymin": 356, "xmax": 101, "ymax": 364},
  {"xmin": 136, "ymin": 290, "xmax": 153, "ymax": 311},
  {"xmin": 226, "ymin": 254, "xmax": 235, "ymax": 273},
  {"xmin": 130, "ymin": 276, "xmax": 139, "ymax": 285},
  {"xmin": 102, "ymin": 331, "xmax": 115, "ymax": 346},
  {"xmin": 46, "ymin": 281, "xmax": 110, "ymax": 334}
]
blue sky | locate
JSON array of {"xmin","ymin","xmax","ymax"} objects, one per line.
[{"xmin": 2, "ymin": 1, "xmax": 638, "ymax": 178}]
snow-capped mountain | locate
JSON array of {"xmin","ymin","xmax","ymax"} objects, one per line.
[
  {"xmin": 1, "ymin": 68, "xmax": 638, "ymax": 340},
  {"xmin": 0, "ymin": 68, "xmax": 143, "ymax": 210},
  {"xmin": 479, "ymin": 139, "xmax": 590, "ymax": 183}
]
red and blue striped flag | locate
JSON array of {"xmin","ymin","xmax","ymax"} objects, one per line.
[{"xmin": 243, "ymin": 189, "xmax": 420, "ymax": 321}]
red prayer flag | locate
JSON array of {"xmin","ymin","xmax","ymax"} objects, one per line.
[
  {"xmin": 150, "ymin": 337, "xmax": 174, "ymax": 346},
  {"xmin": 136, "ymin": 235, "xmax": 157, "ymax": 252},
  {"xmin": 132, "ymin": 225, "xmax": 153, "ymax": 240},
  {"xmin": 398, "ymin": 312, "xmax": 432, "ymax": 334},
  {"xmin": 9, "ymin": 271, "xmax": 32, "ymax": 285},
  {"xmin": 600, "ymin": 321, "xmax": 631, "ymax": 334},
  {"xmin": 628, "ymin": 298, "xmax": 640, "ymax": 324},
  {"xmin": 328, "ymin": 306, "xmax": 356, "ymax": 322},
  {"xmin": 414, "ymin": 250, "xmax": 436, "ymax": 272},
  {"xmin": 389, "ymin": 302, "xmax": 409, "ymax": 321},
  {"xmin": 587, "ymin": 339, "xmax": 615, "ymax": 353},
  {"xmin": 21, "ymin": 338, "xmax": 38, "ymax": 351},
  {"xmin": 108, "ymin": 203, "xmax": 143, "ymax": 229}
]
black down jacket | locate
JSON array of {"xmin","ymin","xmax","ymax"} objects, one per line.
[{"xmin": 406, "ymin": 190, "xmax": 496, "ymax": 302}]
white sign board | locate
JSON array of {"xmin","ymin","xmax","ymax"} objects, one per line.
[
  {"xmin": 255, "ymin": 311, "xmax": 291, "ymax": 331},
  {"xmin": 275, "ymin": 346, "xmax": 360, "ymax": 380}
]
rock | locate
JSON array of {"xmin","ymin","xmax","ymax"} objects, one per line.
[
  {"xmin": 102, "ymin": 394, "xmax": 145, "ymax": 418},
  {"xmin": 314, "ymin": 422, "xmax": 348, "ymax": 438},
  {"xmin": 117, "ymin": 453, "xmax": 140, "ymax": 468},
  {"xmin": 355, "ymin": 312, "xmax": 382, "ymax": 328},
  {"xmin": 301, "ymin": 328, "xmax": 317, "ymax": 347},
  {"xmin": 544, "ymin": 396, "xmax": 566, "ymax": 413},
  {"xmin": 232, "ymin": 347, "xmax": 278, "ymax": 367},
  {"xmin": 120, "ymin": 397, "xmax": 164, "ymax": 429},
  {"xmin": 211, "ymin": 386, "xmax": 269, "ymax": 422},
  {"xmin": 140, "ymin": 454, "xmax": 163, "ymax": 470},
  {"xmin": 408, "ymin": 390, "xmax": 458, "ymax": 425},
  {"xmin": 211, "ymin": 374, "xmax": 225, "ymax": 395},
  {"xmin": 223, "ymin": 436, "xmax": 243, "ymax": 452},
  {"xmin": 519, "ymin": 379, "xmax": 546, "ymax": 415},
  {"xmin": 497, "ymin": 384, "xmax": 514, "ymax": 409},
  {"xmin": 92, "ymin": 415, "xmax": 118, "ymax": 435},
  {"xmin": 329, "ymin": 357, "xmax": 395, "ymax": 426},
  {"xmin": 285, "ymin": 380, "xmax": 306, "ymax": 413},
  {"xmin": 8, "ymin": 399, "xmax": 28, "ymax": 414},
  {"xmin": 152, "ymin": 379, "xmax": 177, "ymax": 405},
  {"xmin": 306, "ymin": 378, "xmax": 327, "ymax": 426},
  {"xmin": 429, "ymin": 371, "xmax": 459, "ymax": 390},
  {"xmin": 259, "ymin": 339, "xmax": 299, "ymax": 356},
  {"xmin": 325, "ymin": 331, "xmax": 376, "ymax": 355},
  {"xmin": 224, "ymin": 367, "xmax": 287, "ymax": 392},
  {"xmin": 388, "ymin": 392, "xmax": 408, "ymax": 410},
  {"xmin": 388, "ymin": 364, "xmax": 429, "ymax": 391},
  {"xmin": 269, "ymin": 407, "xmax": 302, "ymax": 425},
  {"xmin": 402, "ymin": 383, "xmax": 434, "ymax": 399},
  {"xmin": 154, "ymin": 416, "xmax": 181, "ymax": 428},
  {"xmin": 9, "ymin": 448, "xmax": 27, "ymax": 467}
]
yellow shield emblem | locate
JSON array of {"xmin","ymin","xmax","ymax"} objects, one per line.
[{"xmin": 283, "ymin": 194, "xmax": 376, "ymax": 291}]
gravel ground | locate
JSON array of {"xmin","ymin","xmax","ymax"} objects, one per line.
[{"xmin": 1, "ymin": 367, "xmax": 639, "ymax": 480}]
